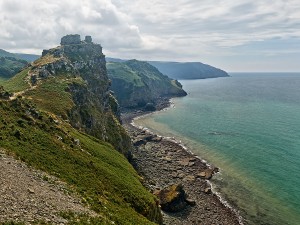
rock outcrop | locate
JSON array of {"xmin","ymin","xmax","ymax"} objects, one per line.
[
  {"xmin": 29, "ymin": 34, "xmax": 130, "ymax": 153},
  {"xmin": 60, "ymin": 34, "xmax": 81, "ymax": 45},
  {"xmin": 85, "ymin": 35, "xmax": 92, "ymax": 43},
  {"xmin": 154, "ymin": 184, "xmax": 186, "ymax": 212},
  {"xmin": 154, "ymin": 184, "xmax": 195, "ymax": 212}
]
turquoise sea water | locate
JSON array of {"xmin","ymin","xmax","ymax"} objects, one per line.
[{"xmin": 134, "ymin": 73, "xmax": 300, "ymax": 225}]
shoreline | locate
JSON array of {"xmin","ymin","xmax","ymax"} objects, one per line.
[{"xmin": 122, "ymin": 100, "xmax": 244, "ymax": 225}]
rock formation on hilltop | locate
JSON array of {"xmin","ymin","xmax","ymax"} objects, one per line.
[{"xmin": 35, "ymin": 34, "xmax": 130, "ymax": 153}]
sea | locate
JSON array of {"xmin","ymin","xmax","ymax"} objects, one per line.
[{"xmin": 134, "ymin": 73, "xmax": 300, "ymax": 225}]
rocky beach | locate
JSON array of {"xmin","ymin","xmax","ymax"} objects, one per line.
[{"xmin": 122, "ymin": 106, "xmax": 243, "ymax": 225}]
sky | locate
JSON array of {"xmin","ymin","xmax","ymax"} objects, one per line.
[{"xmin": 0, "ymin": 0, "xmax": 299, "ymax": 72}]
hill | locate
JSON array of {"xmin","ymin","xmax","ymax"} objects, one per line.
[
  {"xmin": 0, "ymin": 49, "xmax": 15, "ymax": 58},
  {"xmin": 0, "ymin": 56, "xmax": 28, "ymax": 79},
  {"xmin": 0, "ymin": 35, "xmax": 162, "ymax": 224},
  {"xmin": 15, "ymin": 53, "xmax": 40, "ymax": 62},
  {"xmin": 107, "ymin": 59, "xmax": 187, "ymax": 110},
  {"xmin": 0, "ymin": 49, "xmax": 40, "ymax": 79},
  {"xmin": 0, "ymin": 49, "xmax": 40, "ymax": 62},
  {"xmin": 148, "ymin": 61, "xmax": 229, "ymax": 79}
]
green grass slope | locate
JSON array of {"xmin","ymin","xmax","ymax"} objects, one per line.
[
  {"xmin": 0, "ymin": 99, "xmax": 160, "ymax": 224},
  {"xmin": 107, "ymin": 60, "xmax": 187, "ymax": 109}
]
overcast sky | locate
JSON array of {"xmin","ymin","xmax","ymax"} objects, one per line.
[{"xmin": 0, "ymin": 0, "xmax": 299, "ymax": 72}]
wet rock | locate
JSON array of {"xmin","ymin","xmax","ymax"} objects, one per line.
[
  {"xmin": 133, "ymin": 139, "xmax": 146, "ymax": 146},
  {"xmin": 197, "ymin": 168, "xmax": 218, "ymax": 180},
  {"xmin": 151, "ymin": 136, "xmax": 162, "ymax": 142}
]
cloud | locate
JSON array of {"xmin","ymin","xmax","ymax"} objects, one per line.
[
  {"xmin": 0, "ymin": 0, "xmax": 143, "ymax": 54},
  {"xmin": 0, "ymin": 0, "xmax": 299, "ymax": 71}
]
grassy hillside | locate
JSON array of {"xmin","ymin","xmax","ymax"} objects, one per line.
[
  {"xmin": 0, "ymin": 36, "xmax": 162, "ymax": 224},
  {"xmin": 107, "ymin": 60, "xmax": 187, "ymax": 109},
  {"xmin": 107, "ymin": 62, "xmax": 144, "ymax": 87},
  {"xmin": 0, "ymin": 98, "xmax": 160, "ymax": 224}
]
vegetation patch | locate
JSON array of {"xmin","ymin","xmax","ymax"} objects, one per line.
[
  {"xmin": 107, "ymin": 62, "xmax": 144, "ymax": 87},
  {"xmin": 32, "ymin": 53, "xmax": 60, "ymax": 67},
  {"xmin": 24, "ymin": 75, "xmax": 80, "ymax": 118},
  {"xmin": 1, "ymin": 68, "xmax": 30, "ymax": 92}
]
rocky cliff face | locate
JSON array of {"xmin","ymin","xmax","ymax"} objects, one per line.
[{"xmin": 29, "ymin": 35, "xmax": 130, "ymax": 154}]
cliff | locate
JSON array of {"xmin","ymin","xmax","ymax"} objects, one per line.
[
  {"xmin": 107, "ymin": 59, "xmax": 187, "ymax": 110},
  {"xmin": 0, "ymin": 35, "xmax": 162, "ymax": 224},
  {"xmin": 30, "ymin": 34, "xmax": 130, "ymax": 153}
]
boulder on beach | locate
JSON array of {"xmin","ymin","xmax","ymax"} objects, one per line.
[
  {"xmin": 154, "ymin": 184, "xmax": 187, "ymax": 212},
  {"xmin": 133, "ymin": 139, "xmax": 146, "ymax": 146},
  {"xmin": 197, "ymin": 167, "xmax": 219, "ymax": 180}
]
